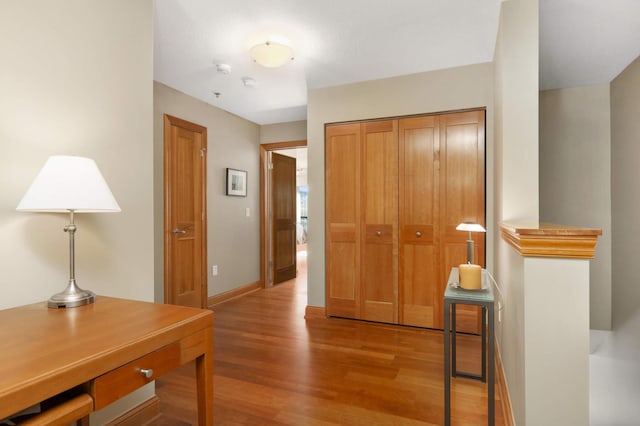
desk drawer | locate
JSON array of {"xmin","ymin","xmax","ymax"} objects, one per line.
[
  {"xmin": 20, "ymin": 393, "xmax": 93, "ymax": 426},
  {"xmin": 93, "ymin": 342, "xmax": 180, "ymax": 410}
]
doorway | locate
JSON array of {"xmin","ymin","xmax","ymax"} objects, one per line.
[{"xmin": 260, "ymin": 140, "xmax": 308, "ymax": 288}]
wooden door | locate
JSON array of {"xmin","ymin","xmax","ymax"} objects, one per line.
[
  {"xmin": 164, "ymin": 114, "xmax": 207, "ymax": 308},
  {"xmin": 325, "ymin": 123, "xmax": 361, "ymax": 319},
  {"xmin": 272, "ymin": 153, "xmax": 297, "ymax": 284},
  {"xmin": 399, "ymin": 116, "xmax": 440, "ymax": 327},
  {"xmin": 325, "ymin": 110, "xmax": 485, "ymax": 330},
  {"xmin": 361, "ymin": 120, "xmax": 398, "ymax": 323},
  {"xmin": 438, "ymin": 110, "xmax": 485, "ymax": 331}
]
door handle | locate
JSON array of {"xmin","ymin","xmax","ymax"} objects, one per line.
[
  {"xmin": 375, "ymin": 231, "xmax": 382, "ymax": 237},
  {"xmin": 173, "ymin": 228, "xmax": 187, "ymax": 235},
  {"xmin": 416, "ymin": 231, "xmax": 422, "ymax": 238}
]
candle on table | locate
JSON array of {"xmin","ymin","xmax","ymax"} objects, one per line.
[{"xmin": 459, "ymin": 263, "xmax": 481, "ymax": 289}]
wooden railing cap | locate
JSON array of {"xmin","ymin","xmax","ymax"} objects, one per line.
[{"xmin": 500, "ymin": 222, "xmax": 602, "ymax": 259}]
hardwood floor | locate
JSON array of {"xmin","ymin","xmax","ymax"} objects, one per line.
[{"xmin": 154, "ymin": 249, "xmax": 505, "ymax": 425}]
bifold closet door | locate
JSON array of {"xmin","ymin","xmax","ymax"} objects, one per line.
[
  {"xmin": 361, "ymin": 120, "xmax": 398, "ymax": 323},
  {"xmin": 398, "ymin": 111, "xmax": 485, "ymax": 330},
  {"xmin": 326, "ymin": 109, "xmax": 485, "ymax": 331},
  {"xmin": 437, "ymin": 110, "xmax": 486, "ymax": 332},
  {"xmin": 325, "ymin": 123, "xmax": 361, "ymax": 319},
  {"xmin": 399, "ymin": 116, "xmax": 440, "ymax": 327}
]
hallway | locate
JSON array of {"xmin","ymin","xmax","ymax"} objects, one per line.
[{"xmin": 155, "ymin": 249, "xmax": 505, "ymax": 425}]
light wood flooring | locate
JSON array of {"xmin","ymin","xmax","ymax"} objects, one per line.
[{"xmin": 154, "ymin": 250, "xmax": 505, "ymax": 425}]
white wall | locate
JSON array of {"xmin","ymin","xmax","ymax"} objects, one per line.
[
  {"xmin": 492, "ymin": 0, "xmax": 539, "ymax": 423},
  {"xmin": 0, "ymin": 0, "xmax": 154, "ymax": 422},
  {"xmin": 153, "ymin": 82, "xmax": 261, "ymax": 300},
  {"xmin": 586, "ymin": 53, "xmax": 640, "ymax": 426},
  {"xmin": 611, "ymin": 55, "xmax": 640, "ymax": 329},
  {"xmin": 260, "ymin": 120, "xmax": 307, "ymax": 144},
  {"xmin": 524, "ymin": 257, "xmax": 590, "ymax": 425},
  {"xmin": 306, "ymin": 63, "xmax": 494, "ymax": 308},
  {"xmin": 539, "ymin": 85, "xmax": 612, "ymax": 330},
  {"xmin": 494, "ymin": 1, "xmax": 591, "ymax": 423}
]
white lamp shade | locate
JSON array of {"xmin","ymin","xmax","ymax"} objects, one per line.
[
  {"xmin": 250, "ymin": 41, "xmax": 294, "ymax": 68},
  {"xmin": 456, "ymin": 222, "xmax": 486, "ymax": 233},
  {"xmin": 16, "ymin": 155, "xmax": 121, "ymax": 213}
]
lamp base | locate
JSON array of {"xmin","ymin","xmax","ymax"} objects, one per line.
[
  {"xmin": 466, "ymin": 239, "xmax": 474, "ymax": 264},
  {"xmin": 48, "ymin": 279, "xmax": 96, "ymax": 309}
]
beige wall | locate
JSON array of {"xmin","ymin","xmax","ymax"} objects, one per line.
[
  {"xmin": 539, "ymin": 85, "xmax": 612, "ymax": 330},
  {"xmin": 492, "ymin": 0, "xmax": 539, "ymax": 423},
  {"xmin": 524, "ymin": 256, "xmax": 591, "ymax": 424},
  {"xmin": 153, "ymin": 82, "xmax": 261, "ymax": 301},
  {"xmin": 0, "ymin": 1, "xmax": 154, "ymax": 422},
  {"xmin": 495, "ymin": 0, "xmax": 591, "ymax": 423},
  {"xmin": 306, "ymin": 63, "xmax": 494, "ymax": 308},
  {"xmin": 260, "ymin": 120, "xmax": 307, "ymax": 144},
  {"xmin": 611, "ymin": 55, "xmax": 640, "ymax": 328}
]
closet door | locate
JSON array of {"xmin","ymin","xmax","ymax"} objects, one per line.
[
  {"xmin": 361, "ymin": 120, "xmax": 398, "ymax": 323},
  {"xmin": 326, "ymin": 110, "xmax": 485, "ymax": 330},
  {"xmin": 325, "ymin": 123, "xmax": 361, "ymax": 319},
  {"xmin": 399, "ymin": 116, "xmax": 440, "ymax": 327},
  {"xmin": 438, "ymin": 110, "xmax": 486, "ymax": 331}
]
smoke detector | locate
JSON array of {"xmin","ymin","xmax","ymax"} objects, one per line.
[
  {"xmin": 216, "ymin": 64, "xmax": 231, "ymax": 74},
  {"xmin": 242, "ymin": 77, "xmax": 257, "ymax": 88}
]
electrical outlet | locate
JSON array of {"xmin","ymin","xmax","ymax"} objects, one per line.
[{"xmin": 212, "ymin": 265, "xmax": 218, "ymax": 276}]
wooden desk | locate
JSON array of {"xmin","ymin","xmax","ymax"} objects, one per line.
[{"xmin": 0, "ymin": 296, "xmax": 214, "ymax": 425}]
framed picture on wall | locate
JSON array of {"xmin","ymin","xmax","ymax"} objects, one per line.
[{"xmin": 226, "ymin": 168, "xmax": 247, "ymax": 197}]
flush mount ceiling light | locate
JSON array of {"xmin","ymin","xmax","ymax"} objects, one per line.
[{"xmin": 249, "ymin": 40, "xmax": 294, "ymax": 68}]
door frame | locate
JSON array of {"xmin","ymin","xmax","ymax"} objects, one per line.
[
  {"xmin": 164, "ymin": 114, "xmax": 208, "ymax": 307},
  {"xmin": 260, "ymin": 140, "xmax": 307, "ymax": 288}
]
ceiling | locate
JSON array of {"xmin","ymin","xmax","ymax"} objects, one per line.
[
  {"xmin": 153, "ymin": 0, "xmax": 640, "ymax": 125},
  {"xmin": 540, "ymin": 0, "xmax": 640, "ymax": 90}
]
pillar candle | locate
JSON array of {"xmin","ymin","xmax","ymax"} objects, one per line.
[{"xmin": 459, "ymin": 264, "xmax": 482, "ymax": 290}]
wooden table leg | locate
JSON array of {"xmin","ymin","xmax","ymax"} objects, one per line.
[{"xmin": 195, "ymin": 325, "xmax": 214, "ymax": 425}]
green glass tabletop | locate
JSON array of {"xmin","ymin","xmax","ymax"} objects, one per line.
[{"xmin": 444, "ymin": 267, "xmax": 494, "ymax": 303}]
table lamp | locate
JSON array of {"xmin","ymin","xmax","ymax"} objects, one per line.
[
  {"xmin": 455, "ymin": 222, "xmax": 486, "ymax": 289},
  {"xmin": 17, "ymin": 155, "xmax": 121, "ymax": 308},
  {"xmin": 456, "ymin": 222, "xmax": 486, "ymax": 264}
]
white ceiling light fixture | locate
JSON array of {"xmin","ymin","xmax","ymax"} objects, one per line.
[{"xmin": 249, "ymin": 39, "xmax": 294, "ymax": 68}]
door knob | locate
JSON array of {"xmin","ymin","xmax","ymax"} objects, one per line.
[
  {"xmin": 173, "ymin": 228, "xmax": 186, "ymax": 235},
  {"xmin": 416, "ymin": 231, "xmax": 422, "ymax": 238},
  {"xmin": 375, "ymin": 231, "xmax": 382, "ymax": 237}
]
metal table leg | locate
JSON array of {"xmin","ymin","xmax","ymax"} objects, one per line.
[
  {"xmin": 451, "ymin": 303, "xmax": 457, "ymax": 377},
  {"xmin": 488, "ymin": 303, "xmax": 495, "ymax": 425},
  {"xmin": 444, "ymin": 300, "xmax": 451, "ymax": 426},
  {"xmin": 482, "ymin": 306, "xmax": 487, "ymax": 382}
]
